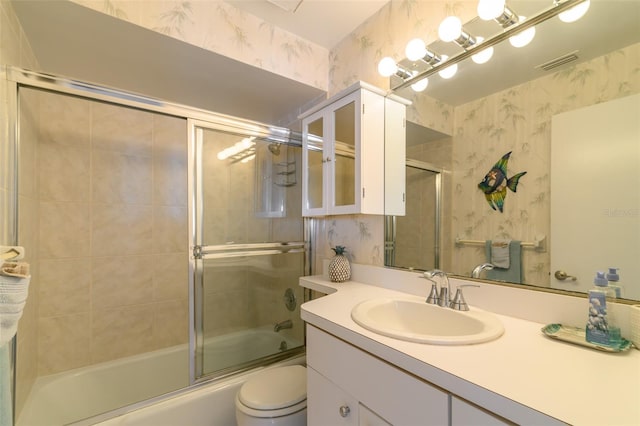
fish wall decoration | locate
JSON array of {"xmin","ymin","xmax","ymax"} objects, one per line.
[{"xmin": 478, "ymin": 151, "xmax": 527, "ymax": 213}]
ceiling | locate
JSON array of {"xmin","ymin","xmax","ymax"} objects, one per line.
[{"xmin": 225, "ymin": 0, "xmax": 388, "ymax": 49}]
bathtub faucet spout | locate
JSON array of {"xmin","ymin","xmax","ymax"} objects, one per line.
[{"xmin": 274, "ymin": 319, "xmax": 293, "ymax": 332}]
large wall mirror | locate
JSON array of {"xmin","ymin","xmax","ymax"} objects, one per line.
[{"xmin": 385, "ymin": 0, "xmax": 640, "ymax": 302}]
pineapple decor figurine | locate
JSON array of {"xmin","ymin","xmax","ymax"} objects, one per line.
[{"xmin": 328, "ymin": 246, "xmax": 351, "ymax": 283}]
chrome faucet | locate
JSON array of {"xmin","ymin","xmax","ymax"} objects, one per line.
[
  {"xmin": 422, "ymin": 269, "xmax": 451, "ymax": 308},
  {"xmin": 274, "ymin": 319, "xmax": 293, "ymax": 332},
  {"xmin": 472, "ymin": 263, "xmax": 494, "ymax": 278}
]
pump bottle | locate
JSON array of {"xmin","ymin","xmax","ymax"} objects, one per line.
[{"xmin": 586, "ymin": 271, "xmax": 621, "ymax": 347}]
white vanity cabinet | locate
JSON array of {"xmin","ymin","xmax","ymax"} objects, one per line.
[
  {"xmin": 307, "ymin": 325, "xmax": 515, "ymax": 426},
  {"xmin": 300, "ymin": 82, "xmax": 407, "ymax": 216},
  {"xmin": 306, "ymin": 325, "xmax": 448, "ymax": 425}
]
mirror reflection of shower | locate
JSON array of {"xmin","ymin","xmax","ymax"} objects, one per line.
[{"xmin": 386, "ymin": 161, "xmax": 443, "ymax": 271}]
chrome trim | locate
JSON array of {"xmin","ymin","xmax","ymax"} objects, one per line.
[{"xmin": 5, "ymin": 66, "xmax": 301, "ymax": 145}]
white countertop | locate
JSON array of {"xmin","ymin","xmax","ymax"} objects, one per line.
[{"xmin": 300, "ymin": 273, "xmax": 640, "ymax": 426}]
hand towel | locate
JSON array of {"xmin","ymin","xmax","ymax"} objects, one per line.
[
  {"xmin": 485, "ymin": 240, "xmax": 523, "ymax": 284},
  {"xmin": 489, "ymin": 239, "xmax": 511, "ymax": 269}
]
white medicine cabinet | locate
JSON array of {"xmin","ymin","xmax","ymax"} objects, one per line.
[{"xmin": 300, "ymin": 81, "xmax": 409, "ymax": 216}]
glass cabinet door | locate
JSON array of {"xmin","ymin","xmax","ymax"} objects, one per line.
[
  {"xmin": 303, "ymin": 114, "xmax": 325, "ymax": 214},
  {"xmin": 333, "ymin": 100, "xmax": 356, "ymax": 209}
]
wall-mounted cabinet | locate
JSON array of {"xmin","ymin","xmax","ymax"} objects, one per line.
[{"xmin": 300, "ymin": 81, "xmax": 408, "ymax": 217}]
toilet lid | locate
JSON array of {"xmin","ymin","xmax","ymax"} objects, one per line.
[{"xmin": 238, "ymin": 365, "xmax": 307, "ymax": 410}]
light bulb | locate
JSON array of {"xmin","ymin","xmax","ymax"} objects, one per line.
[
  {"xmin": 471, "ymin": 37, "xmax": 494, "ymax": 64},
  {"xmin": 477, "ymin": 0, "xmax": 505, "ymax": 20},
  {"xmin": 411, "ymin": 77, "xmax": 429, "ymax": 92},
  {"xmin": 405, "ymin": 38, "xmax": 427, "ymax": 62},
  {"xmin": 378, "ymin": 57, "xmax": 398, "ymax": 77},
  {"xmin": 437, "ymin": 55, "xmax": 457, "ymax": 79},
  {"xmin": 559, "ymin": 0, "xmax": 590, "ymax": 23},
  {"xmin": 509, "ymin": 16, "xmax": 536, "ymax": 48},
  {"xmin": 438, "ymin": 16, "xmax": 462, "ymax": 42}
]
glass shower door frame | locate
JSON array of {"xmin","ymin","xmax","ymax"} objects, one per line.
[{"xmin": 187, "ymin": 119, "xmax": 307, "ymax": 384}]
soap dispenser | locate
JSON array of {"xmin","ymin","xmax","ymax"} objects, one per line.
[
  {"xmin": 606, "ymin": 267, "xmax": 623, "ymax": 298},
  {"xmin": 586, "ymin": 271, "xmax": 621, "ymax": 347}
]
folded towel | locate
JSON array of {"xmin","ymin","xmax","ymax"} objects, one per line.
[
  {"xmin": 1, "ymin": 261, "xmax": 30, "ymax": 278},
  {"xmin": 490, "ymin": 239, "xmax": 511, "ymax": 269},
  {"xmin": 0, "ymin": 266, "xmax": 30, "ymax": 345},
  {"xmin": 485, "ymin": 240, "xmax": 523, "ymax": 284}
]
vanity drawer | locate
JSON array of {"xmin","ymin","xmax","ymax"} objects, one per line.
[{"xmin": 306, "ymin": 325, "xmax": 448, "ymax": 426}]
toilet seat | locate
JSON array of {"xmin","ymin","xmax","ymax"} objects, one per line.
[{"xmin": 236, "ymin": 365, "xmax": 307, "ymax": 419}]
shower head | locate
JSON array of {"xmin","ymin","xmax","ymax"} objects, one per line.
[{"xmin": 268, "ymin": 143, "xmax": 281, "ymax": 156}]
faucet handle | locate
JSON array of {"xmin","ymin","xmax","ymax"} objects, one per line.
[
  {"xmin": 449, "ymin": 284, "xmax": 480, "ymax": 311},
  {"xmin": 426, "ymin": 283, "xmax": 440, "ymax": 305}
]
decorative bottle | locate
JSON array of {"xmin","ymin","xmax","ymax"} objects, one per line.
[
  {"xmin": 586, "ymin": 271, "xmax": 621, "ymax": 347},
  {"xmin": 605, "ymin": 267, "xmax": 623, "ymax": 298},
  {"xmin": 328, "ymin": 246, "xmax": 351, "ymax": 283}
]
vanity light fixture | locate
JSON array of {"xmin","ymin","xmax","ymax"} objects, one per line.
[
  {"xmin": 558, "ymin": 0, "xmax": 590, "ymax": 22},
  {"xmin": 508, "ymin": 16, "xmax": 536, "ymax": 48},
  {"xmin": 405, "ymin": 38, "xmax": 442, "ymax": 65},
  {"xmin": 437, "ymin": 55, "xmax": 458, "ymax": 79},
  {"xmin": 380, "ymin": 0, "xmax": 588, "ymax": 93},
  {"xmin": 377, "ymin": 57, "xmax": 413, "ymax": 79},
  {"xmin": 477, "ymin": 0, "xmax": 519, "ymax": 28},
  {"xmin": 410, "ymin": 77, "xmax": 429, "ymax": 92},
  {"xmin": 438, "ymin": 16, "xmax": 476, "ymax": 49},
  {"xmin": 471, "ymin": 37, "xmax": 494, "ymax": 64}
]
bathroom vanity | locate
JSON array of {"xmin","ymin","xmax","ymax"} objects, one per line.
[{"xmin": 300, "ymin": 265, "xmax": 640, "ymax": 426}]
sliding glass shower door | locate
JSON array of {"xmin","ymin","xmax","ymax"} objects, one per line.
[{"xmin": 190, "ymin": 122, "xmax": 306, "ymax": 381}]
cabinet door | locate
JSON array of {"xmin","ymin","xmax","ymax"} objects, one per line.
[
  {"xmin": 330, "ymin": 91, "xmax": 359, "ymax": 214},
  {"xmin": 308, "ymin": 366, "xmax": 359, "ymax": 426},
  {"xmin": 302, "ymin": 109, "xmax": 328, "ymax": 216},
  {"xmin": 384, "ymin": 97, "xmax": 406, "ymax": 216},
  {"xmin": 451, "ymin": 396, "xmax": 513, "ymax": 426}
]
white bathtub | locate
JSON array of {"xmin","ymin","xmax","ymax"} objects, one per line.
[{"xmin": 18, "ymin": 328, "xmax": 302, "ymax": 426}]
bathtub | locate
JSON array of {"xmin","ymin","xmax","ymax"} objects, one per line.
[{"xmin": 18, "ymin": 327, "xmax": 303, "ymax": 426}]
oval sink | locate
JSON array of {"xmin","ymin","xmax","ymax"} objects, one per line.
[{"xmin": 351, "ymin": 298, "xmax": 504, "ymax": 345}]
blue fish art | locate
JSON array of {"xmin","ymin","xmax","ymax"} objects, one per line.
[{"xmin": 478, "ymin": 151, "xmax": 527, "ymax": 213}]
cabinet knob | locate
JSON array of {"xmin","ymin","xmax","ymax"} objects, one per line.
[{"xmin": 339, "ymin": 405, "xmax": 351, "ymax": 417}]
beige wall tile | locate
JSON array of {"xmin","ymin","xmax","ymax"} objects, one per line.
[
  {"xmin": 202, "ymin": 289, "xmax": 249, "ymax": 338},
  {"xmin": 152, "ymin": 206, "xmax": 187, "ymax": 253},
  {"xmin": 39, "ymin": 258, "xmax": 91, "ymax": 317},
  {"xmin": 39, "ymin": 201, "xmax": 90, "ymax": 259},
  {"xmin": 91, "ymin": 204, "xmax": 152, "ymax": 256},
  {"xmin": 92, "ymin": 102, "xmax": 153, "ymax": 155},
  {"xmin": 153, "ymin": 115, "xmax": 187, "ymax": 207},
  {"xmin": 153, "ymin": 253, "xmax": 188, "ymax": 301},
  {"xmin": 39, "ymin": 92, "xmax": 91, "ymax": 149},
  {"xmin": 38, "ymin": 313, "xmax": 91, "ymax": 375},
  {"xmin": 91, "ymin": 304, "xmax": 155, "ymax": 363},
  {"xmin": 92, "ymin": 149, "xmax": 152, "ymax": 204},
  {"xmin": 153, "ymin": 299, "xmax": 189, "ymax": 348},
  {"xmin": 38, "ymin": 143, "xmax": 90, "ymax": 202},
  {"xmin": 92, "ymin": 255, "xmax": 154, "ymax": 310}
]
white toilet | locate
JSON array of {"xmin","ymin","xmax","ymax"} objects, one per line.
[{"xmin": 235, "ymin": 365, "xmax": 307, "ymax": 426}]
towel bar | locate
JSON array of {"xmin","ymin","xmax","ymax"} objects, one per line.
[
  {"xmin": 454, "ymin": 235, "xmax": 546, "ymax": 252},
  {"xmin": 0, "ymin": 246, "xmax": 25, "ymax": 261}
]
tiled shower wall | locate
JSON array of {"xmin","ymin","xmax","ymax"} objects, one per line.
[{"xmin": 28, "ymin": 89, "xmax": 189, "ymax": 376}]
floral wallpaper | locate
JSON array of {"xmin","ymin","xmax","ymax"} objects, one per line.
[{"xmin": 70, "ymin": 0, "xmax": 329, "ymax": 91}]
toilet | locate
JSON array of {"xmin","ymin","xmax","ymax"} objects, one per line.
[{"xmin": 235, "ymin": 365, "xmax": 307, "ymax": 426}]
